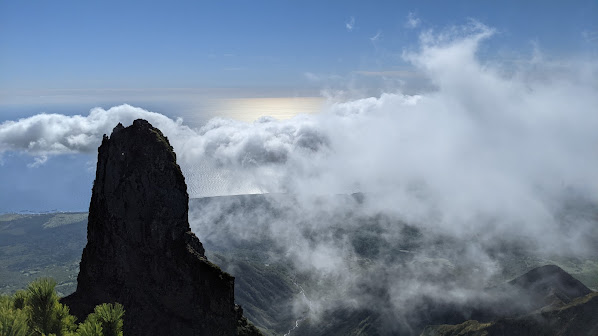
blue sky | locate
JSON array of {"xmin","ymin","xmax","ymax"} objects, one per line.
[{"xmin": 1, "ymin": 1, "xmax": 596, "ymax": 90}]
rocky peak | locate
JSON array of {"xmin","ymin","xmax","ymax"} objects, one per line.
[
  {"xmin": 87, "ymin": 119, "xmax": 203, "ymax": 255},
  {"xmin": 63, "ymin": 119, "xmax": 257, "ymax": 335}
]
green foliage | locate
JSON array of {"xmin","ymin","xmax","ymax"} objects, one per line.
[
  {"xmin": 0, "ymin": 212, "xmax": 87, "ymax": 296},
  {"xmin": 0, "ymin": 278, "xmax": 125, "ymax": 336},
  {"xmin": 85, "ymin": 303, "xmax": 124, "ymax": 336},
  {"xmin": 13, "ymin": 290, "xmax": 27, "ymax": 310},
  {"xmin": 76, "ymin": 319, "xmax": 103, "ymax": 336},
  {"xmin": 0, "ymin": 295, "xmax": 29, "ymax": 336},
  {"xmin": 236, "ymin": 314, "xmax": 263, "ymax": 336},
  {"xmin": 26, "ymin": 278, "xmax": 75, "ymax": 336}
]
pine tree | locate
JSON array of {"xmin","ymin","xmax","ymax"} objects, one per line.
[
  {"xmin": 86, "ymin": 303, "xmax": 124, "ymax": 336},
  {"xmin": 26, "ymin": 278, "xmax": 76, "ymax": 336},
  {"xmin": 0, "ymin": 295, "xmax": 30, "ymax": 336},
  {"xmin": 0, "ymin": 278, "xmax": 125, "ymax": 336},
  {"xmin": 76, "ymin": 319, "xmax": 104, "ymax": 336}
]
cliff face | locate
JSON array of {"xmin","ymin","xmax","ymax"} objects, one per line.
[{"xmin": 63, "ymin": 119, "xmax": 245, "ymax": 335}]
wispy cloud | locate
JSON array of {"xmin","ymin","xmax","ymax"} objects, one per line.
[
  {"xmin": 582, "ymin": 30, "xmax": 598, "ymax": 43},
  {"xmin": 405, "ymin": 12, "xmax": 420, "ymax": 29},
  {"xmin": 345, "ymin": 16, "xmax": 355, "ymax": 32},
  {"xmin": 27, "ymin": 155, "xmax": 48, "ymax": 168},
  {"xmin": 370, "ymin": 30, "xmax": 382, "ymax": 42},
  {"xmin": 304, "ymin": 72, "xmax": 320, "ymax": 81},
  {"xmin": 354, "ymin": 70, "xmax": 422, "ymax": 78}
]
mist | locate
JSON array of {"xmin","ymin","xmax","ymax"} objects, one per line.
[{"xmin": 2, "ymin": 21, "xmax": 597, "ymax": 331}]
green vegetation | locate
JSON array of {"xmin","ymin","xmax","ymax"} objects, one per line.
[
  {"xmin": 421, "ymin": 320, "xmax": 491, "ymax": 336},
  {"xmin": 83, "ymin": 303, "xmax": 124, "ymax": 336},
  {"xmin": 0, "ymin": 213, "xmax": 86, "ymax": 295},
  {"xmin": 0, "ymin": 278, "xmax": 124, "ymax": 336}
]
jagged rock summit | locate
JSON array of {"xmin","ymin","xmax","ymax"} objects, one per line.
[{"xmin": 63, "ymin": 119, "xmax": 259, "ymax": 335}]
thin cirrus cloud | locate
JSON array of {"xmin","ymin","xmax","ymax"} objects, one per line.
[
  {"xmin": 370, "ymin": 30, "xmax": 382, "ymax": 42},
  {"xmin": 354, "ymin": 70, "xmax": 423, "ymax": 78},
  {"xmin": 345, "ymin": 16, "xmax": 355, "ymax": 31},
  {"xmin": 406, "ymin": 12, "xmax": 420, "ymax": 29},
  {"xmin": 582, "ymin": 30, "xmax": 598, "ymax": 43}
]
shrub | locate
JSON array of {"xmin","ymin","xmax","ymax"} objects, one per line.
[
  {"xmin": 0, "ymin": 278, "xmax": 125, "ymax": 336},
  {"xmin": 0, "ymin": 295, "xmax": 29, "ymax": 336},
  {"xmin": 85, "ymin": 303, "xmax": 124, "ymax": 336},
  {"xmin": 76, "ymin": 319, "xmax": 104, "ymax": 336},
  {"xmin": 26, "ymin": 278, "xmax": 76, "ymax": 336}
]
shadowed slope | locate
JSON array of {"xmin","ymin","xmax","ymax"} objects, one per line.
[{"xmin": 422, "ymin": 265, "xmax": 596, "ymax": 336}]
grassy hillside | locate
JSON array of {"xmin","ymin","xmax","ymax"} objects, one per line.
[
  {"xmin": 0, "ymin": 213, "xmax": 86, "ymax": 296},
  {"xmin": 422, "ymin": 292, "xmax": 598, "ymax": 336}
]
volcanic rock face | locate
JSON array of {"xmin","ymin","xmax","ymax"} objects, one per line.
[{"xmin": 63, "ymin": 119, "xmax": 241, "ymax": 335}]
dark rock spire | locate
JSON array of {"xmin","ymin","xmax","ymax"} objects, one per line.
[{"xmin": 63, "ymin": 119, "xmax": 251, "ymax": 335}]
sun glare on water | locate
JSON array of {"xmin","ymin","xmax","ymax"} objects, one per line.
[{"xmin": 206, "ymin": 97, "xmax": 325, "ymax": 123}]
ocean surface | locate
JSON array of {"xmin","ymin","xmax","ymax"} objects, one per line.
[{"xmin": 0, "ymin": 89, "xmax": 324, "ymax": 127}]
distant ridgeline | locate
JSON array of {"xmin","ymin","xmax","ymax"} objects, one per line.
[{"xmin": 0, "ymin": 120, "xmax": 597, "ymax": 335}]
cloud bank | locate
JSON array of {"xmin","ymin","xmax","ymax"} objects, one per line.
[
  {"xmin": 0, "ymin": 105, "xmax": 191, "ymax": 155},
  {"xmin": 1, "ymin": 20, "xmax": 596, "ymax": 235},
  {"xmin": 2, "ymin": 21, "xmax": 596, "ymax": 231}
]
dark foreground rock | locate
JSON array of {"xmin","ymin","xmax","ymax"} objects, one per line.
[{"xmin": 63, "ymin": 119, "xmax": 261, "ymax": 335}]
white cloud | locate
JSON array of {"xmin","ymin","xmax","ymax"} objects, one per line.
[
  {"xmin": 405, "ymin": 12, "xmax": 420, "ymax": 29},
  {"xmin": 582, "ymin": 30, "xmax": 598, "ymax": 43},
  {"xmin": 0, "ymin": 104, "xmax": 190, "ymax": 156},
  {"xmin": 354, "ymin": 70, "xmax": 422, "ymax": 78},
  {"xmin": 27, "ymin": 155, "xmax": 48, "ymax": 168},
  {"xmin": 370, "ymin": 30, "xmax": 382, "ymax": 42},
  {"xmin": 304, "ymin": 72, "xmax": 320, "ymax": 81},
  {"xmin": 345, "ymin": 16, "xmax": 355, "ymax": 32},
  {"xmin": 3, "ymin": 21, "xmax": 597, "ymax": 210}
]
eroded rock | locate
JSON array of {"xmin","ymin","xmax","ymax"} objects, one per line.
[{"xmin": 63, "ymin": 119, "xmax": 257, "ymax": 335}]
